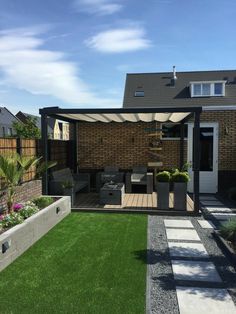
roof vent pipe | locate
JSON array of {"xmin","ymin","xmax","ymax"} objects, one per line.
[{"xmin": 173, "ymin": 65, "xmax": 177, "ymax": 80}]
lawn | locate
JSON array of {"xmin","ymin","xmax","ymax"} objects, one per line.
[{"xmin": 0, "ymin": 213, "xmax": 147, "ymax": 314}]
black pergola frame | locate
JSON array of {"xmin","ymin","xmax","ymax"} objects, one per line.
[{"xmin": 39, "ymin": 106, "xmax": 202, "ymax": 214}]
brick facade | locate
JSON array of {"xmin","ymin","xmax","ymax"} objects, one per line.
[
  {"xmin": 77, "ymin": 110, "xmax": 236, "ymax": 192},
  {"xmin": 0, "ymin": 180, "xmax": 42, "ymax": 211}
]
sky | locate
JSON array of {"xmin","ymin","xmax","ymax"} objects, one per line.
[{"xmin": 0, "ymin": 0, "xmax": 236, "ymax": 115}]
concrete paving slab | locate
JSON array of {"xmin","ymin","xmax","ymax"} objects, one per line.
[
  {"xmin": 166, "ymin": 228, "xmax": 201, "ymax": 241},
  {"xmin": 164, "ymin": 219, "xmax": 194, "ymax": 229},
  {"xmin": 176, "ymin": 286, "xmax": 236, "ymax": 314},
  {"xmin": 172, "ymin": 260, "xmax": 222, "ymax": 282},
  {"xmin": 201, "ymin": 200, "xmax": 224, "ymax": 206},
  {"xmin": 197, "ymin": 220, "xmax": 215, "ymax": 229},
  {"xmin": 205, "ymin": 207, "xmax": 232, "ymax": 213},
  {"xmin": 199, "ymin": 195, "xmax": 217, "ymax": 200},
  {"xmin": 211, "ymin": 213, "xmax": 236, "ymax": 221},
  {"xmin": 168, "ymin": 242, "xmax": 209, "ymax": 258}
]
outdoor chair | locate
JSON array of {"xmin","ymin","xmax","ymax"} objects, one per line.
[
  {"xmin": 125, "ymin": 166, "xmax": 153, "ymax": 194},
  {"xmin": 96, "ymin": 166, "xmax": 124, "ymax": 192}
]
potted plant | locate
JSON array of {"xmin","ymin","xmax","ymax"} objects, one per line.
[
  {"xmin": 171, "ymin": 170, "xmax": 190, "ymax": 210},
  {"xmin": 156, "ymin": 171, "xmax": 170, "ymax": 210},
  {"xmin": 62, "ymin": 181, "xmax": 74, "ymax": 205}
]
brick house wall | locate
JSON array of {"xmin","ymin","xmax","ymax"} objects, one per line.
[
  {"xmin": 77, "ymin": 110, "xmax": 236, "ymax": 192},
  {"xmin": 0, "ymin": 180, "xmax": 42, "ymax": 212}
]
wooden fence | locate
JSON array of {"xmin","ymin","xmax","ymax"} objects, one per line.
[{"xmin": 0, "ymin": 138, "xmax": 73, "ymax": 188}]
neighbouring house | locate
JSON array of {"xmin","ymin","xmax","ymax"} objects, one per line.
[
  {"xmin": 0, "ymin": 107, "xmax": 19, "ymax": 137},
  {"xmin": 123, "ymin": 67, "xmax": 236, "ymax": 194},
  {"xmin": 16, "ymin": 111, "xmax": 69, "ymax": 140}
]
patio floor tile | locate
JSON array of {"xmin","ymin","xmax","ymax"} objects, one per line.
[
  {"xmin": 176, "ymin": 286, "xmax": 236, "ymax": 314},
  {"xmin": 201, "ymin": 200, "xmax": 224, "ymax": 206},
  {"xmin": 172, "ymin": 260, "xmax": 222, "ymax": 282},
  {"xmin": 166, "ymin": 228, "xmax": 200, "ymax": 241},
  {"xmin": 168, "ymin": 242, "xmax": 209, "ymax": 258},
  {"xmin": 199, "ymin": 195, "xmax": 217, "ymax": 200},
  {"xmin": 197, "ymin": 220, "xmax": 214, "ymax": 229},
  {"xmin": 206, "ymin": 207, "xmax": 232, "ymax": 213},
  {"xmin": 164, "ymin": 219, "xmax": 194, "ymax": 229}
]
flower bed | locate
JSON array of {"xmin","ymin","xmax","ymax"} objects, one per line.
[
  {"xmin": 0, "ymin": 196, "xmax": 71, "ymax": 272},
  {"xmin": 214, "ymin": 231, "xmax": 236, "ymax": 265}
]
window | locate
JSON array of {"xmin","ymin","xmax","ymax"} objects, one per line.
[
  {"xmin": 2, "ymin": 127, "xmax": 5, "ymax": 137},
  {"xmin": 190, "ymin": 81, "xmax": 226, "ymax": 97},
  {"xmin": 162, "ymin": 123, "xmax": 188, "ymax": 139},
  {"xmin": 134, "ymin": 91, "xmax": 144, "ymax": 97},
  {"xmin": 8, "ymin": 128, "xmax": 13, "ymax": 136}
]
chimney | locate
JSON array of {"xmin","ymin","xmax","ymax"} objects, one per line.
[{"xmin": 171, "ymin": 65, "xmax": 177, "ymax": 87}]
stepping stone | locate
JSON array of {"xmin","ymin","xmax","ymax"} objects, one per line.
[
  {"xmin": 176, "ymin": 286, "xmax": 236, "ymax": 314},
  {"xmin": 172, "ymin": 260, "xmax": 222, "ymax": 282},
  {"xmin": 205, "ymin": 207, "xmax": 232, "ymax": 213},
  {"xmin": 164, "ymin": 219, "xmax": 194, "ymax": 229},
  {"xmin": 166, "ymin": 229, "xmax": 200, "ymax": 241},
  {"xmin": 168, "ymin": 242, "xmax": 209, "ymax": 258},
  {"xmin": 211, "ymin": 213, "xmax": 236, "ymax": 221},
  {"xmin": 197, "ymin": 220, "xmax": 214, "ymax": 229},
  {"xmin": 201, "ymin": 200, "xmax": 223, "ymax": 206},
  {"xmin": 199, "ymin": 195, "xmax": 217, "ymax": 200}
]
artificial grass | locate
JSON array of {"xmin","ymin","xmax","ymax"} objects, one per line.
[{"xmin": 0, "ymin": 213, "xmax": 147, "ymax": 314}]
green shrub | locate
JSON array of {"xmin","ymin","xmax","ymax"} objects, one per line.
[
  {"xmin": 19, "ymin": 202, "xmax": 39, "ymax": 219},
  {"xmin": 220, "ymin": 219, "xmax": 236, "ymax": 242},
  {"xmin": 156, "ymin": 171, "xmax": 171, "ymax": 182},
  {"xmin": 171, "ymin": 170, "xmax": 190, "ymax": 183},
  {"xmin": 228, "ymin": 187, "xmax": 236, "ymax": 201},
  {"xmin": 0, "ymin": 212, "xmax": 24, "ymax": 229},
  {"xmin": 33, "ymin": 196, "xmax": 54, "ymax": 209}
]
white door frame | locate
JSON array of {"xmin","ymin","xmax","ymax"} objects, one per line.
[{"xmin": 187, "ymin": 122, "xmax": 219, "ymax": 193}]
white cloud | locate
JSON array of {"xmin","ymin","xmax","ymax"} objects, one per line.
[
  {"xmin": 86, "ymin": 27, "xmax": 151, "ymax": 53},
  {"xmin": 73, "ymin": 0, "xmax": 123, "ymax": 15},
  {"xmin": 0, "ymin": 27, "xmax": 120, "ymax": 107}
]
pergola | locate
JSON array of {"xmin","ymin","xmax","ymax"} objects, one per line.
[{"xmin": 39, "ymin": 106, "xmax": 202, "ymax": 213}]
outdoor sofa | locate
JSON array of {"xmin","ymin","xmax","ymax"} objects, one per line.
[{"xmin": 125, "ymin": 166, "xmax": 153, "ymax": 194}]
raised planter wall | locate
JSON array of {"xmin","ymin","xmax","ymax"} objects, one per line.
[{"xmin": 0, "ymin": 196, "xmax": 71, "ymax": 272}]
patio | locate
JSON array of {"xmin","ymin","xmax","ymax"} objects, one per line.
[
  {"xmin": 39, "ymin": 106, "xmax": 202, "ymax": 214},
  {"xmin": 74, "ymin": 192, "xmax": 195, "ymax": 213}
]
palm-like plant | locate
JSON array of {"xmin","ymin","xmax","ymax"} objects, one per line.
[{"xmin": 0, "ymin": 154, "xmax": 56, "ymax": 213}]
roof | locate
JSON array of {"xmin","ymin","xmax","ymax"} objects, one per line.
[
  {"xmin": 123, "ymin": 69, "xmax": 236, "ymax": 108},
  {"xmin": 0, "ymin": 107, "xmax": 19, "ymax": 125},
  {"xmin": 16, "ymin": 111, "xmax": 55, "ymax": 132},
  {"xmin": 39, "ymin": 107, "xmax": 202, "ymax": 124}
]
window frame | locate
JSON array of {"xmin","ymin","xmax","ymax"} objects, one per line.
[
  {"xmin": 161, "ymin": 123, "xmax": 188, "ymax": 141},
  {"xmin": 190, "ymin": 81, "xmax": 226, "ymax": 97}
]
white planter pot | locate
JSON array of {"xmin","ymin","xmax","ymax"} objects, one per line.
[{"xmin": 0, "ymin": 196, "xmax": 71, "ymax": 272}]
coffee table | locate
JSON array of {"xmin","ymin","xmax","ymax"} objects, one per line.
[{"xmin": 100, "ymin": 183, "xmax": 125, "ymax": 205}]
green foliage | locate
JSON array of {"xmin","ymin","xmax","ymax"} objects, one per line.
[
  {"xmin": 228, "ymin": 187, "xmax": 236, "ymax": 201},
  {"xmin": 156, "ymin": 171, "xmax": 171, "ymax": 182},
  {"xmin": 171, "ymin": 170, "xmax": 190, "ymax": 183},
  {"xmin": 0, "ymin": 212, "xmax": 24, "ymax": 229},
  {"xmin": 12, "ymin": 116, "xmax": 41, "ymax": 139},
  {"xmin": 0, "ymin": 153, "xmax": 56, "ymax": 212},
  {"xmin": 18, "ymin": 202, "xmax": 39, "ymax": 219},
  {"xmin": 33, "ymin": 196, "xmax": 54, "ymax": 209},
  {"xmin": 220, "ymin": 219, "xmax": 236, "ymax": 242},
  {"xmin": 61, "ymin": 180, "xmax": 74, "ymax": 189},
  {"xmin": 181, "ymin": 162, "xmax": 191, "ymax": 172}
]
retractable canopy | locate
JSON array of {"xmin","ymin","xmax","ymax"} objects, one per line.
[{"xmin": 39, "ymin": 107, "xmax": 202, "ymax": 123}]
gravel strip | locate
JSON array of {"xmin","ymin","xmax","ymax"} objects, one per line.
[
  {"xmin": 147, "ymin": 215, "xmax": 179, "ymax": 314},
  {"xmin": 147, "ymin": 215, "xmax": 236, "ymax": 314}
]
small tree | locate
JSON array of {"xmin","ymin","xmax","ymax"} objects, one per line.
[
  {"xmin": 13, "ymin": 116, "xmax": 41, "ymax": 139},
  {"xmin": 0, "ymin": 154, "xmax": 56, "ymax": 213}
]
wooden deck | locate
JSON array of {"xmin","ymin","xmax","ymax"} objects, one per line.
[{"xmin": 74, "ymin": 192, "xmax": 195, "ymax": 213}]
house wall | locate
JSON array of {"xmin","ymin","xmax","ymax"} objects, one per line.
[{"xmin": 77, "ymin": 110, "xmax": 236, "ymax": 193}]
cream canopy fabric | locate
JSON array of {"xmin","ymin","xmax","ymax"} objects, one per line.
[{"xmin": 56, "ymin": 112, "xmax": 190, "ymax": 123}]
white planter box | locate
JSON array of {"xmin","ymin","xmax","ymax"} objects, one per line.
[{"xmin": 0, "ymin": 196, "xmax": 71, "ymax": 272}]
